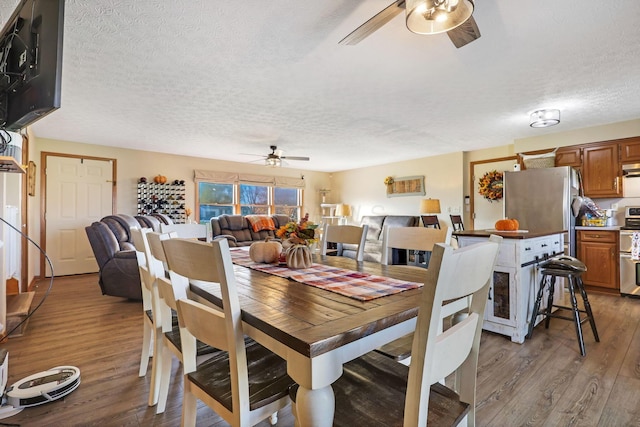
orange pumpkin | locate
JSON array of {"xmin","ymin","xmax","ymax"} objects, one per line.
[{"xmin": 495, "ymin": 218, "xmax": 519, "ymax": 231}]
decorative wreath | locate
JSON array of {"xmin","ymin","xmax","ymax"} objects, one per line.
[{"xmin": 478, "ymin": 170, "xmax": 503, "ymax": 202}]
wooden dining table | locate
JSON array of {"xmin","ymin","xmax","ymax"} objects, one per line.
[{"xmin": 188, "ymin": 251, "xmax": 429, "ymax": 427}]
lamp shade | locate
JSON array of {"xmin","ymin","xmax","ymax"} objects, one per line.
[
  {"xmin": 420, "ymin": 198, "xmax": 441, "ymax": 214},
  {"xmin": 406, "ymin": 0, "xmax": 474, "ymax": 35},
  {"xmin": 335, "ymin": 204, "xmax": 352, "ymax": 217}
]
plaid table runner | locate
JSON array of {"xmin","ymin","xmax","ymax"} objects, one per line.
[{"xmin": 230, "ymin": 248, "xmax": 423, "ymax": 301}]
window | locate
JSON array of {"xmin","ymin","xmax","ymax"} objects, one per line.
[
  {"xmin": 274, "ymin": 187, "xmax": 300, "ymax": 218},
  {"xmin": 198, "ymin": 182, "xmax": 234, "ymax": 221},
  {"xmin": 196, "ymin": 175, "xmax": 303, "ymax": 222},
  {"xmin": 239, "ymin": 184, "xmax": 269, "ymax": 215}
]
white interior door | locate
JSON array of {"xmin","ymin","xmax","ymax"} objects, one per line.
[
  {"xmin": 45, "ymin": 156, "xmax": 113, "ymax": 276},
  {"xmin": 473, "ymin": 159, "xmax": 517, "ymax": 230}
]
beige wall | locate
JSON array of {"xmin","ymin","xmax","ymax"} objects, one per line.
[{"xmin": 331, "ymin": 152, "xmax": 464, "ymax": 228}]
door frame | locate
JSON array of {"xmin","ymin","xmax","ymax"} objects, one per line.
[
  {"xmin": 19, "ymin": 134, "xmax": 28, "ymax": 292},
  {"xmin": 39, "ymin": 152, "xmax": 117, "ymax": 278},
  {"xmin": 469, "ymin": 156, "xmax": 517, "ymax": 230}
]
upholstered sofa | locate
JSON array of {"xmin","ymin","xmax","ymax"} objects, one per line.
[
  {"xmin": 85, "ymin": 213, "xmax": 172, "ymax": 300},
  {"xmin": 210, "ymin": 214, "xmax": 292, "ymax": 247},
  {"xmin": 342, "ymin": 215, "xmax": 420, "ymax": 263}
]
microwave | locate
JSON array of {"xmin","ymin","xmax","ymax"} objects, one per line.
[{"xmin": 623, "ymin": 164, "xmax": 640, "ymax": 198}]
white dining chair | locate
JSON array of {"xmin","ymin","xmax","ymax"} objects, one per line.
[
  {"xmin": 290, "ymin": 235, "xmax": 502, "ymax": 427},
  {"xmin": 146, "ymin": 230, "xmax": 222, "ymax": 414},
  {"xmin": 377, "ymin": 225, "xmax": 455, "ymax": 364},
  {"xmin": 380, "ymin": 225, "xmax": 453, "ymax": 266},
  {"xmin": 162, "ymin": 237, "xmax": 294, "ymax": 427},
  {"xmin": 130, "ymin": 227, "xmax": 165, "ymax": 407},
  {"xmin": 159, "ymin": 223, "xmax": 208, "ymax": 240},
  {"xmin": 320, "ymin": 223, "xmax": 368, "ymax": 261}
]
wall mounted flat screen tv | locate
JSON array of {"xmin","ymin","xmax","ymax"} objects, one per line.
[{"xmin": 0, "ymin": 0, "xmax": 64, "ymax": 131}]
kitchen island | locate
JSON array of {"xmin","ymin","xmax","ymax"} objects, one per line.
[{"xmin": 455, "ymin": 229, "xmax": 565, "ymax": 343}]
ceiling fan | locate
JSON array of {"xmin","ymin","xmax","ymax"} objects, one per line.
[
  {"xmin": 339, "ymin": 0, "xmax": 480, "ymax": 48},
  {"xmin": 260, "ymin": 145, "xmax": 310, "ymax": 167}
]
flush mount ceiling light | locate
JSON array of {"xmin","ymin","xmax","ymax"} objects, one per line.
[
  {"xmin": 406, "ymin": 0, "xmax": 474, "ymax": 35},
  {"xmin": 530, "ymin": 109, "xmax": 561, "ymax": 128}
]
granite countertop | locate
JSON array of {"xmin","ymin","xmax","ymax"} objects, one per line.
[{"xmin": 453, "ymin": 229, "xmax": 566, "ymax": 239}]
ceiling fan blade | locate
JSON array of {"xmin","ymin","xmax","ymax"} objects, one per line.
[
  {"xmin": 281, "ymin": 156, "xmax": 310, "ymax": 161},
  {"xmin": 447, "ymin": 15, "xmax": 481, "ymax": 48},
  {"xmin": 339, "ymin": 0, "xmax": 405, "ymax": 46}
]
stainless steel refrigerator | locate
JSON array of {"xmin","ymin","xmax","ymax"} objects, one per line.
[{"xmin": 503, "ymin": 166, "xmax": 579, "ymax": 256}]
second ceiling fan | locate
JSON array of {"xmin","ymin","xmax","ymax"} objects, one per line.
[
  {"xmin": 263, "ymin": 145, "xmax": 310, "ymax": 167},
  {"xmin": 339, "ymin": 0, "xmax": 480, "ymax": 48}
]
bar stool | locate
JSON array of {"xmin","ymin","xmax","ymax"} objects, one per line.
[{"xmin": 527, "ymin": 255, "xmax": 599, "ymax": 356}]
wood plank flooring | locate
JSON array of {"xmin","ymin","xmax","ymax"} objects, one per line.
[{"xmin": 1, "ymin": 274, "xmax": 639, "ymax": 426}]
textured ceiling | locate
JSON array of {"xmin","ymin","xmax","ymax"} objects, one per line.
[{"xmin": 1, "ymin": 0, "xmax": 640, "ymax": 172}]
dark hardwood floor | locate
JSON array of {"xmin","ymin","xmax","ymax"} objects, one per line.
[{"xmin": 1, "ymin": 274, "xmax": 639, "ymax": 426}]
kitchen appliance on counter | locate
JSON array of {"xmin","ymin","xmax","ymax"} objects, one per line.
[
  {"xmin": 619, "ymin": 206, "xmax": 640, "ymax": 297},
  {"xmin": 504, "ymin": 166, "xmax": 579, "ymax": 257}
]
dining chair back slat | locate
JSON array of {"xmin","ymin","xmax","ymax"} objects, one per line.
[
  {"xmin": 160, "ymin": 223, "xmax": 208, "ymax": 240},
  {"xmin": 381, "ymin": 226, "xmax": 452, "ymax": 265},
  {"xmin": 321, "ymin": 224, "xmax": 368, "ymax": 261},
  {"xmin": 450, "ymin": 214, "xmax": 465, "ymax": 231},
  {"xmin": 421, "ymin": 215, "xmax": 441, "ymax": 229}
]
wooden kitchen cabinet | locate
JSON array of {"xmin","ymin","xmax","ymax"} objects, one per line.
[
  {"xmin": 581, "ymin": 142, "xmax": 621, "ymax": 198},
  {"xmin": 577, "ymin": 230, "xmax": 618, "ymax": 292},
  {"xmin": 555, "ymin": 146, "xmax": 582, "ymax": 168},
  {"xmin": 620, "ymin": 136, "xmax": 640, "ymax": 163}
]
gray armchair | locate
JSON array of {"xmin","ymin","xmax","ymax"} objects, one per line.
[
  {"xmin": 85, "ymin": 220, "xmax": 142, "ymax": 300},
  {"xmin": 84, "ymin": 213, "xmax": 175, "ymax": 299}
]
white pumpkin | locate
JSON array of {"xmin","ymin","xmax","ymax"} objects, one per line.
[{"xmin": 249, "ymin": 238, "xmax": 283, "ymax": 263}]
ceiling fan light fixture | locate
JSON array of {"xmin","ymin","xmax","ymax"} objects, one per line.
[
  {"xmin": 265, "ymin": 157, "xmax": 281, "ymax": 167},
  {"xmin": 530, "ymin": 109, "xmax": 561, "ymax": 128},
  {"xmin": 406, "ymin": 0, "xmax": 474, "ymax": 35}
]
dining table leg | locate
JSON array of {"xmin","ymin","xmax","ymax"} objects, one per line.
[{"xmin": 295, "ymin": 384, "xmax": 334, "ymax": 427}]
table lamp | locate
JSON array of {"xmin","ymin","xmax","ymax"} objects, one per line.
[{"xmin": 335, "ymin": 203, "xmax": 352, "ymax": 225}]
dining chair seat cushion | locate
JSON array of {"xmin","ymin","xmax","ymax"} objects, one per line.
[
  {"xmin": 290, "ymin": 351, "xmax": 469, "ymax": 427},
  {"xmin": 188, "ymin": 337, "xmax": 293, "ymax": 412}
]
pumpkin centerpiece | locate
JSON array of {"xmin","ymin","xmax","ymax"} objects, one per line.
[
  {"xmin": 249, "ymin": 237, "xmax": 283, "ymax": 264},
  {"xmin": 285, "ymin": 244, "xmax": 312, "ymax": 269},
  {"xmin": 495, "ymin": 218, "xmax": 520, "ymax": 231}
]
